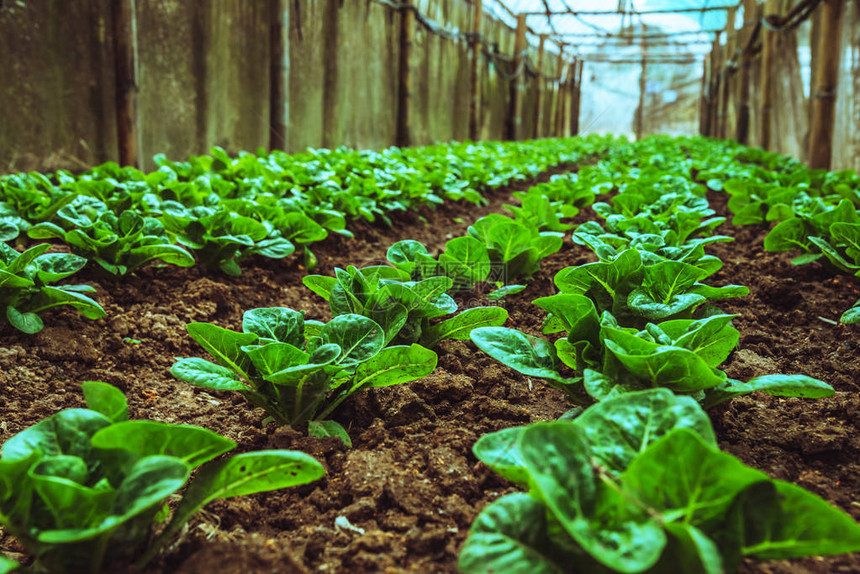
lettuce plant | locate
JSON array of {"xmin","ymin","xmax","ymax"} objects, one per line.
[
  {"xmin": 470, "ymin": 294, "xmax": 833, "ymax": 407},
  {"xmin": 171, "ymin": 307, "xmax": 437, "ymax": 442},
  {"xmin": 303, "ymin": 265, "xmax": 507, "ymax": 347},
  {"xmin": 28, "ymin": 209, "xmax": 194, "ymax": 277},
  {"xmin": 553, "ymin": 248, "xmax": 748, "ymax": 328},
  {"xmin": 0, "ymin": 382, "xmax": 324, "ymax": 573},
  {"xmin": 460, "ymin": 389, "xmax": 860, "ymax": 573},
  {"xmin": 0, "ymin": 243, "xmax": 105, "ymax": 333},
  {"xmin": 160, "ymin": 204, "xmax": 295, "ymax": 275},
  {"xmin": 467, "ymin": 213, "xmax": 564, "ymax": 281}
]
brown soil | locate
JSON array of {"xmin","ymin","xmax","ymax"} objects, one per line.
[{"xmin": 0, "ymin": 169, "xmax": 858, "ymax": 573}]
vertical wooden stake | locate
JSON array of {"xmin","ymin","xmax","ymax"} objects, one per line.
[
  {"xmin": 533, "ymin": 34, "xmax": 545, "ymax": 139},
  {"xmin": 112, "ymin": 0, "xmax": 139, "ymax": 167},
  {"xmin": 718, "ymin": 6, "xmax": 737, "ymax": 139},
  {"xmin": 468, "ymin": 0, "xmax": 483, "ymax": 141},
  {"xmin": 566, "ymin": 60, "xmax": 576, "ymax": 137},
  {"xmin": 808, "ymin": 0, "xmax": 845, "ymax": 169},
  {"xmin": 699, "ymin": 55, "xmax": 710, "ymax": 136},
  {"xmin": 708, "ymin": 34, "xmax": 722, "ymax": 139},
  {"xmin": 506, "ymin": 13, "xmax": 527, "ymax": 141},
  {"xmin": 571, "ymin": 59, "xmax": 583, "ymax": 136},
  {"xmin": 269, "ymin": 0, "xmax": 289, "ymax": 150},
  {"xmin": 736, "ymin": 0, "xmax": 756, "ymax": 144},
  {"xmin": 636, "ymin": 57, "xmax": 647, "ymax": 140},
  {"xmin": 759, "ymin": 0, "xmax": 779, "ymax": 150},
  {"xmin": 396, "ymin": 0, "xmax": 414, "ymax": 147},
  {"xmin": 554, "ymin": 46, "xmax": 564, "ymax": 137}
]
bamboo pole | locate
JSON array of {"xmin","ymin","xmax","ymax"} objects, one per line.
[
  {"xmin": 468, "ymin": 0, "xmax": 483, "ymax": 141},
  {"xmin": 808, "ymin": 0, "xmax": 845, "ymax": 169},
  {"xmin": 533, "ymin": 34, "xmax": 546, "ymax": 139},
  {"xmin": 507, "ymin": 13, "xmax": 527, "ymax": 141},
  {"xmin": 112, "ymin": 0, "xmax": 139, "ymax": 167},
  {"xmin": 554, "ymin": 46, "xmax": 565, "ymax": 137},
  {"xmin": 759, "ymin": 0, "xmax": 779, "ymax": 150},
  {"xmin": 396, "ymin": 0, "xmax": 414, "ymax": 147},
  {"xmin": 718, "ymin": 6, "xmax": 737, "ymax": 139},
  {"xmin": 269, "ymin": 0, "xmax": 289, "ymax": 150},
  {"xmin": 708, "ymin": 34, "xmax": 722, "ymax": 138},
  {"xmin": 699, "ymin": 56, "xmax": 710, "ymax": 136},
  {"xmin": 636, "ymin": 55, "xmax": 647, "ymax": 140},
  {"xmin": 571, "ymin": 59, "xmax": 583, "ymax": 136},
  {"xmin": 736, "ymin": 0, "xmax": 756, "ymax": 144}
]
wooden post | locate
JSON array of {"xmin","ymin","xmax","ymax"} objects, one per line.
[
  {"xmin": 554, "ymin": 46, "xmax": 565, "ymax": 137},
  {"xmin": 636, "ymin": 57, "xmax": 647, "ymax": 140},
  {"xmin": 718, "ymin": 6, "xmax": 737, "ymax": 139},
  {"xmin": 468, "ymin": 0, "xmax": 483, "ymax": 141},
  {"xmin": 571, "ymin": 59, "xmax": 583, "ymax": 136},
  {"xmin": 759, "ymin": 0, "xmax": 779, "ymax": 150},
  {"xmin": 269, "ymin": 0, "xmax": 289, "ymax": 150},
  {"xmin": 506, "ymin": 14, "xmax": 527, "ymax": 141},
  {"xmin": 112, "ymin": 0, "xmax": 139, "ymax": 167},
  {"xmin": 736, "ymin": 0, "xmax": 756, "ymax": 144},
  {"xmin": 808, "ymin": 0, "xmax": 845, "ymax": 169},
  {"xmin": 396, "ymin": 0, "xmax": 414, "ymax": 147},
  {"xmin": 708, "ymin": 34, "xmax": 722, "ymax": 139},
  {"xmin": 699, "ymin": 56, "xmax": 710, "ymax": 136},
  {"xmin": 567, "ymin": 60, "xmax": 577, "ymax": 137},
  {"xmin": 533, "ymin": 34, "xmax": 546, "ymax": 139}
]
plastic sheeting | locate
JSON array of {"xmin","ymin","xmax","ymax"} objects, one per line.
[{"xmin": 833, "ymin": 0, "xmax": 860, "ymax": 172}]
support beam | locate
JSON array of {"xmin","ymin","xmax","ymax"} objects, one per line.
[
  {"xmin": 571, "ymin": 59, "xmax": 583, "ymax": 136},
  {"xmin": 808, "ymin": 0, "xmax": 845, "ymax": 169},
  {"xmin": 553, "ymin": 46, "xmax": 565, "ymax": 137},
  {"xmin": 506, "ymin": 14, "xmax": 527, "ymax": 141},
  {"xmin": 396, "ymin": 0, "xmax": 414, "ymax": 147},
  {"xmin": 636, "ymin": 45, "xmax": 647, "ymax": 140},
  {"xmin": 112, "ymin": 0, "xmax": 140, "ymax": 167},
  {"xmin": 533, "ymin": 34, "xmax": 546, "ymax": 139},
  {"xmin": 468, "ymin": 0, "xmax": 483, "ymax": 141},
  {"xmin": 759, "ymin": 0, "xmax": 779, "ymax": 150},
  {"xmin": 718, "ymin": 6, "xmax": 737, "ymax": 139},
  {"xmin": 269, "ymin": 0, "xmax": 289, "ymax": 151},
  {"xmin": 736, "ymin": 0, "xmax": 757, "ymax": 144},
  {"xmin": 699, "ymin": 56, "xmax": 709, "ymax": 136},
  {"xmin": 708, "ymin": 34, "xmax": 722, "ymax": 139}
]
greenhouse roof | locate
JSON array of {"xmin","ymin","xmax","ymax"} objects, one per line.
[{"xmin": 482, "ymin": 0, "xmax": 743, "ymax": 58}]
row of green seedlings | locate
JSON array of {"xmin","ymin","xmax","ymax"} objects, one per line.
[
  {"xmin": 689, "ymin": 136, "xmax": 860, "ymax": 323},
  {"xmin": 0, "ymin": 137, "xmax": 611, "ymax": 277},
  {"xmin": 0, "ymin": 137, "xmax": 612, "ymax": 335},
  {"xmin": 169, "ymin": 174, "xmax": 593, "ymax": 444},
  {"xmin": 457, "ymin": 140, "xmax": 860, "ymax": 572},
  {"xmin": 0, "ymin": 169, "xmax": 591, "ymax": 572}
]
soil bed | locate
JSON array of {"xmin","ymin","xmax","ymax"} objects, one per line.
[{"xmin": 0, "ymin": 170, "xmax": 858, "ymax": 573}]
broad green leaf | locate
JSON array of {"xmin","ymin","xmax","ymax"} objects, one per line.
[
  {"xmin": 163, "ymin": 451, "xmax": 324, "ymax": 542},
  {"xmin": 185, "ymin": 323, "xmax": 258, "ymax": 377},
  {"xmin": 319, "ymin": 315, "xmax": 384, "ymax": 367},
  {"xmin": 623, "ymin": 428, "xmax": 769, "ymax": 526},
  {"xmin": 91, "ymin": 421, "xmax": 235, "ymax": 467},
  {"xmin": 302, "ymin": 275, "xmax": 337, "ymax": 301},
  {"xmin": 470, "ymin": 327, "xmax": 566, "ymax": 384},
  {"xmin": 352, "ymin": 344, "xmax": 437, "ymax": 388},
  {"xmin": 421, "ymin": 306, "xmax": 508, "ymax": 347},
  {"xmin": 573, "ymin": 388, "xmax": 716, "ymax": 473},
  {"xmin": 308, "ymin": 420, "xmax": 352, "ymax": 447},
  {"xmin": 521, "ymin": 422, "xmax": 666, "ymax": 572},
  {"xmin": 702, "ymin": 375, "xmax": 834, "ymax": 409},
  {"xmin": 242, "ymin": 308, "xmax": 304, "ymax": 346},
  {"xmin": 459, "ymin": 493, "xmax": 566, "ymax": 574},
  {"xmin": 170, "ymin": 357, "xmax": 248, "ymax": 391},
  {"xmin": 742, "ymin": 480, "xmax": 860, "ymax": 559},
  {"xmin": 6, "ymin": 306, "xmax": 43, "ymax": 334},
  {"xmin": 81, "ymin": 381, "xmax": 128, "ymax": 422},
  {"xmin": 472, "ymin": 426, "xmax": 529, "ymax": 487}
]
